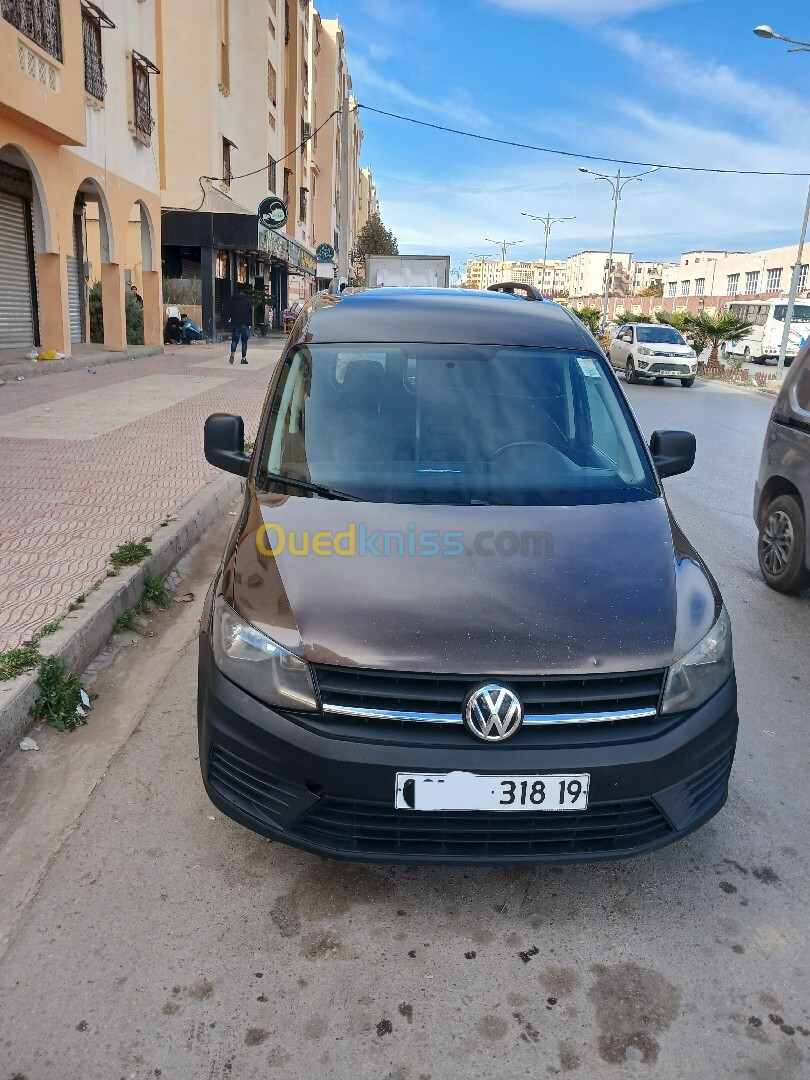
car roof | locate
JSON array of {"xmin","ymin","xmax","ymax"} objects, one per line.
[{"xmin": 294, "ymin": 288, "xmax": 595, "ymax": 348}]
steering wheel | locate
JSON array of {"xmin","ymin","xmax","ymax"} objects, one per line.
[{"xmin": 489, "ymin": 441, "xmax": 549, "ymax": 462}]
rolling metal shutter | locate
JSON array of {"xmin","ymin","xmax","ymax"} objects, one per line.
[
  {"xmin": 0, "ymin": 191, "xmax": 35, "ymax": 349},
  {"xmin": 66, "ymin": 213, "xmax": 84, "ymax": 343}
]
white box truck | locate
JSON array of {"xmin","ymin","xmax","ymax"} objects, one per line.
[{"xmin": 364, "ymin": 255, "xmax": 451, "ymax": 288}]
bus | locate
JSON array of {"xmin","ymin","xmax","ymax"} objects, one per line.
[{"xmin": 722, "ymin": 298, "xmax": 810, "ymax": 366}]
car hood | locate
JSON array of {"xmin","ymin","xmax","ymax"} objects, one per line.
[{"xmin": 226, "ymin": 493, "xmax": 716, "ymax": 676}]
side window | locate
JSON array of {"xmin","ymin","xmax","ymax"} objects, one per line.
[
  {"xmin": 793, "ymin": 355, "xmax": 810, "ymax": 416},
  {"xmin": 586, "ymin": 381, "xmax": 619, "ymax": 463}
]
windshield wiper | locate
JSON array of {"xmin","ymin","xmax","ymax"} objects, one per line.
[{"xmin": 265, "ymin": 472, "xmax": 363, "ymax": 502}]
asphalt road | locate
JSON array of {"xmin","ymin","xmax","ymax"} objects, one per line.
[{"xmin": 0, "ymin": 377, "xmax": 808, "ymax": 1080}]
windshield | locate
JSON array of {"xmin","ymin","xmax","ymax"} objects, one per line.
[
  {"xmin": 774, "ymin": 304, "xmax": 810, "ymax": 323},
  {"xmin": 636, "ymin": 326, "xmax": 687, "ymax": 344},
  {"xmin": 259, "ymin": 344, "xmax": 658, "ymax": 506}
]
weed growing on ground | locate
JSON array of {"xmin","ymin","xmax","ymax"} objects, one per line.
[
  {"xmin": 68, "ymin": 593, "xmax": 86, "ymax": 612},
  {"xmin": 29, "ymin": 656, "xmax": 88, "ymax": 731},
  {"xmin": 0, "ymin": 643, "xmax": 40, "ymax": 681},
  {"xmin": 112, "ymin": 609, "xmax": 138, "ymax": 633},
  {"xmin": 110, "ymin": 537, "xmax": 152, "ymax": 570},
  {"xmin": 34, "ymin": 619, "xmax": 63, "ymax": 639},
  {"xmin": 141, "ymin": 570, "xmax": 170, "ymax": 609}
]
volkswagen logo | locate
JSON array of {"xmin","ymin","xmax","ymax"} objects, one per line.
[{"xmin": 464, "ymin": 684, "xmax": 524, "ymax": 742}]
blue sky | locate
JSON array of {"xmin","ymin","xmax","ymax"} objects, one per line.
[{"xmin": 336, "ymin": 0, "xmax": 809, "ymax": 271}]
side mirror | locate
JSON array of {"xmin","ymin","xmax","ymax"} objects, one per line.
[
  {"xmin": 204, "ymin": 413, "xmax": 250, "ymax": 476},
  {"xmin": 650, "ymin": 429, "xmax": 696, "ymax": 479}
]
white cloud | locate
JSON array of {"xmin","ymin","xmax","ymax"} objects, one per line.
[
  {"xmin": 487, "ymin": 0, "xmax": 684, "ymax": 19},
  {"xmin": 349, "ymin": 54, "xmax": 486, "ymax": 129}
]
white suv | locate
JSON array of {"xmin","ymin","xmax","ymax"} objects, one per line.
[{"xmin": 608, "ymin": 323, "xmax": 698, "ymax": 388}]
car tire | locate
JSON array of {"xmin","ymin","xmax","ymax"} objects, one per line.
[
  {"xmin": 758, "ymin": 494, "xmax": 810, "ymax": 594},
  {"xmin": 681, "ymin": 376, "xmax": 696, "ymax": 387},
  {"xmin": 625, "ymin": 359, "xmax": 637, "ymax": 384}
]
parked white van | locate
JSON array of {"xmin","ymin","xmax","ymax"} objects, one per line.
[{"xmin": 722, "ymin": 299, "xmax": 810, "ymax": 366}]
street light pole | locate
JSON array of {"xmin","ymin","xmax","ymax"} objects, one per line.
[
  {"xmin": 485, "ymin": 238, "xmax": 523, "ymax": 264},
  {"xmin": 520, "ymin": 212, "xmax": 575, "ymax": 296},
  {"xmin": 775, "ymin": 182, "xmax": 810, "ymax": 380},
  {"xmin": 579, "ymin": 166, "xmax": 659, "ymax": 332},
  {"xmin": 754, "ymin": 23, "xmax": 810, "ymax": 379},
  {"xmin": 470, "ymin": 252, "xmax": 489, "ymax": 291}
]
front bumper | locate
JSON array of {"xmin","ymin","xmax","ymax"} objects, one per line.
[{"xmin": 197, "ymin": 635, "xmax": 738, "ymax": 865}]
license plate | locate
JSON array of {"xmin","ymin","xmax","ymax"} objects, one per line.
[
  {"xmin": 395, "ymin": 771, "xmax": 590, "ymax": 812},
  {"xmin": 658, "ymin": 370, "xmax": 681, "ymax": 377}
]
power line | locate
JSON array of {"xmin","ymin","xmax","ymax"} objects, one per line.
[
  {"xmin": 355, "ymin": 103, "xmax": 810, "ymax": 178},
  {"xmin": 163, "ymin": 108, "xmax": 342, "ymax": 213}
]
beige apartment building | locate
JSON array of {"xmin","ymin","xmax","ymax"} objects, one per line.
[
  {"xmin": 566, "ymin": 250, "xmax": 633, "ymax": 301},
  {"xmin": 358, "ymin": 165, "xmax": 379, "ymax": 233},
  {"xmin": 0, "ymin": 0, "xmax": 163, "ymax": 354},
  {"xmin": 662, "ymin": 246, "xmax": 809, "ymax": 304},
  {"xmin": 465, "ymin": 257, "xmax": 567, "ymax": 297}
]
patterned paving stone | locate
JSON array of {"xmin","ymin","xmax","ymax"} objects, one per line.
[{"xmin": 0, "ymin": 340, "xmax": 283, "ymax": 650}]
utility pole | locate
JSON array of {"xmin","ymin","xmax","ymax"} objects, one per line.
[
  {"xmin": 470, "ymin": 252, "xmax": 489, "ymax": 290},
  {"xmin": 776, "ymin": 181, "xmax": 810, "ymax": 380},
  {"xmin": 521, "ymin": 212, "xmax": 575, "ymax": 296},
  {"xmin": 579, "ymin": 166, "xmax": 658, "ymax": 332}
]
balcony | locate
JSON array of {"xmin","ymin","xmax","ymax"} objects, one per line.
[
  {"xmin": 1, "ymin": 0, "xmax": 63, "ymax": 62},
  {"xmin": 81, "ymin": 3, "xmax": 106, "ymax": 100}
]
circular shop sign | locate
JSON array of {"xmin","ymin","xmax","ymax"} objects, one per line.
[
  {"xmin": 258, "ymin": 196, "xmax": 288, "ymax": 231},
  {"xmin": 316, "ymin": 242, "xmax": 335, "ymax": 261}
]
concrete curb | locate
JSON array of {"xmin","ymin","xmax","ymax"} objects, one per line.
[
  {"xmin": 0, "ymin": 472, "xmax": 242, "ymax": 761},
  {"xmin": 0, "ymin": 346, "xmax": 164, "ymax": 383}
]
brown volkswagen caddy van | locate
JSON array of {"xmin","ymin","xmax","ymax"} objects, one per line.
[{"xmin": 198, "ymin": 287, "xmax": 738, "ymax": 864}]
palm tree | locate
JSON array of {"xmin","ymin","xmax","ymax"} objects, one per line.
[
  {"xmin": 685, "ymin": 311, "xmax": 753, "ymax": 363},
  {"xmin": 570, "ymin": 306, "xmax": 602, "ymax": 335},
  {"xmin": 615, "ymin": 311, "xmax": 653, "ymax": 325}
]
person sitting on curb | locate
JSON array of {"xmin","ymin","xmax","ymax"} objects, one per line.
[{"xmin": 180, "ymin": 314, "xmax": 203, "ymax": 343}]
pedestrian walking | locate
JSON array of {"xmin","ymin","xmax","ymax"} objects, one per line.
[{"xmin": 229, "ymin": 289, "xmax": 253, "ymax": 365}]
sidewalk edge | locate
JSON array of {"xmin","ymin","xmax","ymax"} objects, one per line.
[
  {"xmin": 0, "ymin": 346, "xmax": 164, "ymax": 383},
  {"xmin": 0, "ymin": 473, "xmax": 242, "ymax": 761}
]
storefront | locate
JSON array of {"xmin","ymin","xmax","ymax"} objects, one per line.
[{"xmin": 161, "ymin": 210, "xmax": 316, "ymax": 340}]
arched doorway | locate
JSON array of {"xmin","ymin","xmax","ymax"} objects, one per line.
[
  {"xmin": 77, "ymin": 178, "xmax": 114, "ymax": 345},
  {"xmin": 126, "ymin": 199, "xmax": 161, "ymax": 346},
  {"xmin": 0, "ymin": 144, "xmax": 51, "ymax": 350}
]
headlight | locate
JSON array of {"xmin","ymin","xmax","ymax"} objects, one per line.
[
  {"xmin": 212, "ymin": 596, "xmax": 317, "ymax": 710},
  {"xmin": 661, "ymin": 607, "xmax": 733, "ymax": 714},
  {"xmin": 637, "ymin": 346, "xmax": 653, "ymax": 355},
  {"xmin": 686, "ymin": 349, "xmax": 696, "ymax": 358}
]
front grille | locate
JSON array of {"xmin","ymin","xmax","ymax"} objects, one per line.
[
  {"xmin": 648, "ymin": 362, "xmax": 689, "ymax": 374},
  {"xmin": 293, "ymin": 797, "xmax": 672, "ymax": 857},
  {"xmin": 313, "ymin": 664, "xmax": 665, "ymax": 721}
]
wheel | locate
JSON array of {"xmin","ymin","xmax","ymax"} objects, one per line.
[
  {"xmin": 681, "ymin": 376, "xmax": 695, "ymax": 387},
  {"xmin": 758, "ymin": 494, "xmax": 810, "ymax": 594},
  {"xmin": 625, "ymin": 358, "xmax": 637, "ymax": 384}
]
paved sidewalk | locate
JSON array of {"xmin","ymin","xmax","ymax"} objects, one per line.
[{"xmin": 0, "ymin": 338, "xmax": 283, "ymax": 650}]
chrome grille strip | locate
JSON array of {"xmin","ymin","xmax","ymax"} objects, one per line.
[{"xmin": 322, "ymin": 704, "xmax": 657, "ymax": 725}]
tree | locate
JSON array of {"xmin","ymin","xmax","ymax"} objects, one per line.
[
  {"xmin": 354, "ymin": 213, "xmax": 398, "ymax": 281},
  {"xmin": 638, "ymin": 280, "xmax": 664, "ymax": 297},
  {"xmin": 684, "ymin": 310, "xmax": 753, "ymax": 363},
  {"xmin": 615, "ymin": 312, "xmax": 652, "ymax": 324},
  {"xmin": 570, "ymin": 306, "xmax": 602, "ymax": 335}
]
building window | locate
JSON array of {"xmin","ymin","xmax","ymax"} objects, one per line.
[
  {"xmin": 302, "ymin": 58, "xmax": 308, "ymax": 93},
  {"xmin": 2, "ymin": 0, "xmax": 63, "ymax": 62},
  {"xmin": 766, "ymin": 268, "xmax": 782, "ymax": 292},
  {"xmin": 267, "ymin": 61, "xmax": 276, "ymax": 106},
  {"xmin": 299, "ymin": 185, "xmax": 307, "ymax": 222},
  {"xmin": 283, "ymin": 167, "xmax": 292, "ymax": 204},
  {"xmin": 301, "ymin": 116, "xmax": 311, "ymax": 143},
  {"xmin": 284, "ymin": 0, "xmax": 289, "ymax": 44},
  {"xmin": 799, "ymin": 265, "xmax": 808, "ymax": 291},
  {"xmin": 744, "ymin": 270, "xmax": 759, "ymax": 295},
  {"xmin": 267, "ymin": 0, "xmax": 276, "ymax": 11},
  {"xmin": 267, "ymin": 154, "xmax": 276, "ymax": 192},
  {"xmin": 268, "ymin": 15, "xmax": 275, "ymax": 36},
  {"xmin": 681, "ymin": 280, "xmax": 690, "ymax": 297},
  {"xmin": 131, "ymin": 51, "xmax": 157, "ymax": 146},
  {"xmin": 82, "ymin": 2, "xmax": 113, "ymax": 101},
  {"xmin": 268, "ymin": 111, "xmax": 275, "ymax": 131},
  {"xmin": 222, "ymin": 137, "xmax": 236, "ymax": 185},
  {"xmin": 695, "ymin": 278, "xmax": 705, "ymax": 296},
  {"xmin": 726, "ymin": 273, "xmax": 739, "ymax": 296},
  {"xmin": 667, "ymin": 281, "xmax": 676, "ymax": 298}
]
